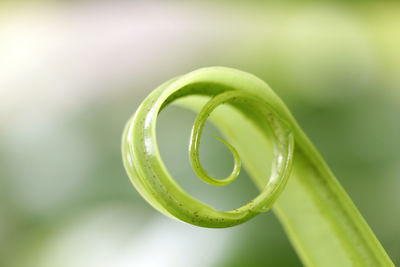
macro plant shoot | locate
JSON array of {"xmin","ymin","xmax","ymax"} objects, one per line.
[{"xmin": 121, "ymin": 67, "xmax": 395, "ymax": 267}]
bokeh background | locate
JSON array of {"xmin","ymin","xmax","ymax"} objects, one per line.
[{"xmin": 1, "ymin": 0, "xmax": 399, "ymax": 266}]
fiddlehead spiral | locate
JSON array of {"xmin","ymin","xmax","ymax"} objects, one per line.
[
  {"xmin": 122, "ymin": 67, "xmax": 394, "ymax": 266},
  {"xmin": 122, "ymin": 67, "xmax": 294, "ymax": 228}
]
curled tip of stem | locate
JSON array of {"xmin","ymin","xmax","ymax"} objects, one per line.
[
  {"xmin": 189, "ymin": 96, "xmax": 241, "ymax": 186},
  {"xmin": 190, "ymin": 133, "xmax": 241, "ymax": 186},
  {"xmin": 214, "ymin": 135, "xmax": 242, "ymax": 184}
]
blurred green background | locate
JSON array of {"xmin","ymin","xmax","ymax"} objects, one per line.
[{"xmin": 0, "ymin": 1, "xmax": 399, "ymax": 266}]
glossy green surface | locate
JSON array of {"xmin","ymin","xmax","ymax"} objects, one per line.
[{"xmin": 122, "ymin": 67, "xmax": 394, "ymax": 266}]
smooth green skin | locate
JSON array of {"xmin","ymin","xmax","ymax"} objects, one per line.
[{"xmin": 122, "ymin": 67, "xmax": 394, "ymax": 266}]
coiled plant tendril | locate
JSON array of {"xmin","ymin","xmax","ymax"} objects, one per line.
[{"xmin": 122, "ymin": 67, "xmax": 394, "ymax": 266}]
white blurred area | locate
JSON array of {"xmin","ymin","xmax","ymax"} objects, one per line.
[
  {"xmin": 1, "ymin": 2, "xmax": 246, "ymax": 266},
  {"xmin": 37, "ymin": 204, "xmax": 231, "ymax": 267},
  {"xmin": 0, "ymin": 1, "xmax": 202, "ymax": 121},
  {"xmin": 0, "ymin": 0, "xmax": 221, "ymax": 215}
]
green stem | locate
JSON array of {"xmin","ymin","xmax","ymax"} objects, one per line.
[{"xmin": 122, "ymin": 67, "xmax": 394, "ymax": 266}]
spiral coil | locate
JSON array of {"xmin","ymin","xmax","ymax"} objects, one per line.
[{"xmin": 122, "ymin": 67, "xmax": 294, "ymax": 228}]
